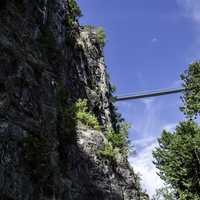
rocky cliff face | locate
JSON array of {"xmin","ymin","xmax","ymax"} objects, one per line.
[{"xmin": 0, "ymin": 1, "xmax": 148, "ymax": 199}]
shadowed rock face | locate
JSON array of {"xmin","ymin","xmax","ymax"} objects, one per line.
[{"xmin": 0, "ymin": 1, "xmax": 148, "ymax": 199}]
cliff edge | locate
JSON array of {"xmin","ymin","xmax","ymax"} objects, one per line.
[{"xmin": 0, "ymin": 1, "xmax": 148, "ymax": 199}]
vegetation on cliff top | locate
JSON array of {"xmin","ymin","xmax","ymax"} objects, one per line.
[
  {"xmin": 84, "ymin": 25, "xmax": 106, "ymax": 48},
  {"xmin": 68, "ymin": 0, "xmax": 82, "ymax": 18},
  {"xmin": 66, "ymin": 0, "xmax": 82, "ymax": 28}
]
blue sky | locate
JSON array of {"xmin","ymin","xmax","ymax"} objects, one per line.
[{"xmin": 77, "ymin": 0, "xmax": 200, "ymax": 197}]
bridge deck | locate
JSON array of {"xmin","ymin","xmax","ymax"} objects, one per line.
[{"xmin": 116, "ymin": 88, "xmax": 186, "ymax": 101}]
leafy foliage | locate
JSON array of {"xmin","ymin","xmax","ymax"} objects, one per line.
[
  {"xmin": 66, "ymin": 0, "xmax": 82, "ymax": 28},
  {"xmin": 181, "ymin": 61, "xmax": 200, "ymax": 118},
  {"xmin": 66, "ymin": 16, "xmax": 76, "ymax": 29},
  {"xmin": 151, "ymin": 185, "xmax": 177, "ymax": 200},
  {"xmin": 107, "ymin": 81, "xmax": 124, "ymax": 132},
  {"xmin": 57, "ymin": 88, "xmax": 100, "ymax": 143},
  {"xmin": 99, "ymin": 122, "xmax": 133, "ymax": 161},
  {"xmin": 74, "ymin": 99, "xmax": 100, "ymax": 131},
  {"xmin": 96, "ymin": 27, "xmax": 106, "ymax": 48},
  {"xmin": 110, "ymin": 84, "xmax": 117, "ymax": 94},
  {"xmin": 107, "ymin": 122, "xmax": 131, "ymax": 155},
  {"xmin": 83, "ymin": 25, "xmax": 95, "ymax": 32},
  {"xmin": 98, "ymin": 82, "xmax": 134, "ymax": 161},
  {"xmin": 153, "ymin": 121, "xmax": 200, "ymax": 199},
  {"xmin": 106, "ymin": 129, "xmax": 126, "ymax": 149},
  {"xmin": 68, "ymin": 0, "xmax": 82, "ymax": 18},
  {"xmin": 153, "ymin": 62, "xmax": 200, "ymax": 199},
  {"xmin": 83, "ymin": 26, "xmax": 106, "ymax": 48},
  {"xmin": 98, "ymin": 143, "xmax": 118, "ymax": 161},
  {"xmin": 179, "ymin": 192, "xmax": 199, "ymax": 200}
]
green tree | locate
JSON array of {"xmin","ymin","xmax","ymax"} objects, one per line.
[
  {"xmin": 99, "ymin": 122, "xmax": 133, "ymax": 161},
  {"xmin": 106, "ymin": 122, "xmax": 131, "ymax": 156},
  {"xmin": 66, "ymin": 0, "xmax": 82, "ymax": 28},
  {"xmin": 152, "ymin": 185, "xmax": 177, "ymax": 200},
  {"xmin": 68, "ymin": 0, "xmax": 82, "ymax": 19},
  {"xmin": 83, "ymin": 26, "xmax": 106, "ymax": 48},
  {"xmin": 153, "ymin": 121, "xmax": 200, "ymax": 199},
  {"xmin": 181, "ymin": 61, "xmax": 200, "ymax": 118},
  {"xmin": 96, "ymin": 27, "xmax": 106, "ymax": 48},
  {"xmin": 153, "ymin": 62, "xmax": 200, "ymax": 199}
]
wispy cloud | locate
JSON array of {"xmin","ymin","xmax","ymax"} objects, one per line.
[
  {"xmin": 129, "ymin": 142, "xmax": 164, "ymax": 197},
  {"xmin": 176, "ymin": 0, "xmax": 200, "ymax": 61},
  {"xmin": 177, "ymin": 0, "xmax": 200, "ymax": 24},
  {"xmin": 130, "ymin": 122, "xmax": 177, "ymax": 197},
  {"xmin": 139, "ymin": 98, "xmax": 160, "ymax": 137},
  {"xmin": 126, "ymin": 97, "xmax": 182, "ymax": 197},
  {"xmin": 142, "ymin": 98, "xmax": 155, "ymax": 109},
  {"xmin": 128, "ymin": 99, "xmax": 163, "ymax": 197}
]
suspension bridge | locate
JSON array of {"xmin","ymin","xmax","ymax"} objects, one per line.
[{"xmin": 116, "ymin": 87, "xmax": 186, "ymax": 101}]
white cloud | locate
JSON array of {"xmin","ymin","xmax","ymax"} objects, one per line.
[
  {"xmin": 133, "ymin": 136, "xmax": 155, "ymax": 147},
  {"xmin": 139, "ymin": 98, "xmax": 160, "ymax": 138},
  {"xmin": 177, "ymin": 0, "xmax": 200, "ymax": 24},
  {"xmin": 127, "ymin": 98, "xmax": 181, "ymax": 197},
  {"xmin": 129, "ymin": 142, "xmax": 164, "ymax": 197},
  {"xmin": 129, "ymin": 122, "xmax": 179, "ymax": 197},
  {"xmin": 128, "ymin": 99, "xmax": 164, "ymax": 197}
]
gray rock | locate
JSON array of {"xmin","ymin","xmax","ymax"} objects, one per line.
[{"xmin": 0, "ymin": 0, "xmax": 149, "ymax": 199}]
